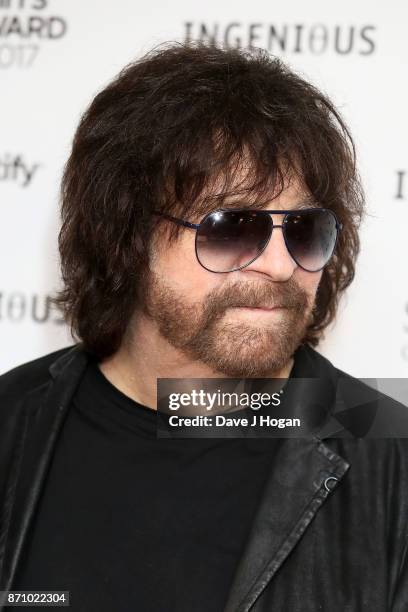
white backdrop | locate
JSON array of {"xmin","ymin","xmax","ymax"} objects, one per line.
[{"xmin": 1, "ymin": 0, "xmax": 407, "ymax": 377}]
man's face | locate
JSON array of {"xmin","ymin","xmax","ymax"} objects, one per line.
[{"xmin": 140, "ymin": 179, "xmax": 322, "ymax": 377}]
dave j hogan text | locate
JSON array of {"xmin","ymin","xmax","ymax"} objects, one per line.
[{"xmin": 167, "ymin": 414, "xmax": 301, "ymax": 429}]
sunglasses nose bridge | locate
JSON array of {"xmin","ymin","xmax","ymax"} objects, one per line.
[{"xmin": 246, "ymin": 222, "xmax": 298, "ymax": 278}]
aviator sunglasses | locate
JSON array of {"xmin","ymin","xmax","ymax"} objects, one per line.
[{"xmin": 152, "ymin": 206, "xmax": 342, "ymax": 273}]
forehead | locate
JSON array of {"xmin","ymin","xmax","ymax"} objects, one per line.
[
  {"xmin": 183, "ymin": 159, "xmax": 319, "ymax": 222},
  {"xmin": 203, "ymin": 183, "xmax": 318, "ymax": 214}
]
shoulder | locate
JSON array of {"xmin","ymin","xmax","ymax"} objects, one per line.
[
  {"xmin": 301, "ymin": 348, "xmax": 408, "ymax": 514},
  {"xmin": 300, "ymin": 344, "xmax": 408, "ymax": 439},
  {"xmin": 0, "ymin": 345, "xmax": 77, "ymax": 409},
  {"xmin": 0, "ymin": 345, "xmax": 82, "ymax": 491}
]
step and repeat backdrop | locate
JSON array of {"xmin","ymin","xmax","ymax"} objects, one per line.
[{"xmin": 0, "ymin": 0, "xmax": 407, "ymax": 377}]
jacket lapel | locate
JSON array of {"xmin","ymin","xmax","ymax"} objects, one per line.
[
  {"xmin": 222, "ymin": 364, "xmax": 352, "ymax": 612},
  {"xmin": 1, "ymin": 345, "xmax": 88, "ymax": 594},
  {"xmin": 222, "ymin": 434, "xmax": 350, "ymax": 612}
]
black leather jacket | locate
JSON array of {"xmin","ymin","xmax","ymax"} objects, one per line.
[{"xmin": 0, "ymin": 343, "xmax": 407, "ymax": 611}]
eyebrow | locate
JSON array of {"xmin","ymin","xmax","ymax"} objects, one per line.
[
  {"xmin": 289, "ymin": 199, "xmax": 322, "ymax": 210},
  {"xmin": 218, "ymin": 198, "xmax": 321, "ymax": 211}
]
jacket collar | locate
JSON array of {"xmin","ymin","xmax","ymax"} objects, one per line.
[
  {"xmin": 1, "ymin": 343, "xmax": 351, "ymax": 612},
  {"xmin": 49, "ymin": 342, "xmax": 86, "ymax": 379},
  {"xmin": 1, "ymin": 344, "xmax": 87, "ymax": 595}
]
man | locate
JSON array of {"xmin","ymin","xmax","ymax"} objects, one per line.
[{"xmin": 0, "ymin": 42, "xmax": 407, "ymax": 612}]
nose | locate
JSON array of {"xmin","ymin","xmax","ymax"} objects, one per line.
[{"xmin": 242, "ymin": 221, "xmax": 297, "ymax": 281}]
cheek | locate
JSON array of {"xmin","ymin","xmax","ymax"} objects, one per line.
[
  {"xmin": 151, "ymin": 231, "xmax": 223, "ymax": 299},
  {"xmin": 297, "ymin": 269, "xmax": 322, "ymax": 300}
]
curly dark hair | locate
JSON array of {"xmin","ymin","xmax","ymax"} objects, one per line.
[{"xmin": 51, "ymin": 40, "xmax": 365, "ymax": 359}]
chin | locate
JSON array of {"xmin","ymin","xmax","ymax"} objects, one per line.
[{"xmin": 204, "ymin": 339, "xmax": 289, "ymax": 376}]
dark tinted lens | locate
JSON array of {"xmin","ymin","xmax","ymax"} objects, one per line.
[
  {"xmin": 196, "ymin": 210, "xmax": 272, "ymax": 273},
  {"xmin": 284, "ymin": 209, "xmax": 338, "ymax": 272}
]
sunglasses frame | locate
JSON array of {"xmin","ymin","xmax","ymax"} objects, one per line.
[{"xmin": 152, "ymin": 207, "xmax": 343, "ymax": 274}]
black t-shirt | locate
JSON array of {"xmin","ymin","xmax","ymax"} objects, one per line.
[{"xmin": 12, "ymin": 349, "xmax": 308, "ymax": 611}]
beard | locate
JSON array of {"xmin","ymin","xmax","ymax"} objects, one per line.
[{"xmin": 140, "ymin": 269, "xmax": 315, "ymax": 378}]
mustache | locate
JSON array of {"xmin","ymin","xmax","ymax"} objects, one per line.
[{"xmin": 203, "ymin": 278, "xmax": 309, "ymax": 316}]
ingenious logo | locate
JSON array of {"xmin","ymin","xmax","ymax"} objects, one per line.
[
  {"xmin": 393, "ymin": 171, "xmax": 407, "ymax": 363},
  {"xmin": 184, "ymin": 22, "xmax": 376, "ymax": 56},
  {"xmin": 395, "ymin": 170, "xmax": 406, "ymax": 200},
  {"xmin": 403, "ymin": 302, "xmax": 408, "ymax": 363},
  {"xmin": 0, "ymin": 0, "xmax": 68, "ymax": 68},
  {"xmin": 0, "ymin": 291, "xmax": 64, "ymax": 324}
]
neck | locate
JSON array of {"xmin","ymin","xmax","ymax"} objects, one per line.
[{"xmin": 98, "ymin": 315, "xmax": 295, "ymax": 411}]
